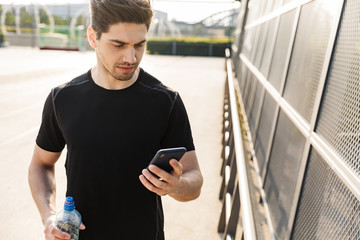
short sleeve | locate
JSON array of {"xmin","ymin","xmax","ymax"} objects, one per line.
[
  {"xmin": 36, "ymin": 91, "xmax": 66, "ymax": 152},
  {"xmin": 160, "ymin": 93, "xmax": 195, "ymax": 151}
]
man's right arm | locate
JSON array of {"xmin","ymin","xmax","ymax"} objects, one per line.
[{"xmin": 28, "ymin": 144, "xmax": 71, "ymax": 239}]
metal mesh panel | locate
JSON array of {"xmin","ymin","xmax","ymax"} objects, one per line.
[
  {"xmin": 262, "ymin": 0, "xmax": 272, "ymax": 15},
  {"xmin": 268, "ymin": 9, "xmax": 297, "ymax": 92},
  {"xmin": 254, "ymin": 22, "xmax": 269, "ymax": 69},
  {"xmin": 316, "ymin": 0, "xmax": 360, "ymax": 175},
  {"xmin": 242, "ymin": 27, "xmax": 256, "ymax": 59},
  {"xmin": 239, "ymin": 61, "xmax": 249, "ymax": 96},
  {"xmin": 246, "ymin": 76, "xmax": 258, "ymax": 121},
  {"xmin": 283, "ymin": 0, "xmax": 339, "ymax": 123},
  {"xmin": 247, "ymin": 0, "xmax": 262, "ymax": 24},
  {"xmin": 242, "ymin": 68, "xmax": 252, "ymax": 99},
  {"xmin": 250, "ymin": 83, "xmax": 264, "ymax": 140},
  {"xmin": 250, "ymin": 25, "xmax": 262, "ymax": 63},
  {"xmin": 269, "ymin": 0, "xmax": 284, "ymax": 12},
  {"xmin": 254, "ymin": 92, "xmax": 277, "ymax": 177},
  {"xmin": 283, "ymin": 0, "xmax": 294, "ymax": 4},
  {"xmin": 257, "ymin": 0, "xmax": 269, "ymax": 20},
  {"xmin": 292, "ymin": 148, "xmax": 360, "ymax": 240},
  {"xmin": 242, "ymin": 70, "xmax": 249, "ymax": 98},
  {"xmin": 260, "ymin": 18, "xmax": 277, "ymax": 78},
  {"xmin": 264, "ymin": 110, "xmax": 306, "ymax": 239},
  {"xmin": 244, "ymin": 73, "xmax": 255, "ymax": 113}
]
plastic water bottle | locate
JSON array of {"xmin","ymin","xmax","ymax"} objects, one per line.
[{"xmin": 55, "ymin": 196, "xmax": 82, "ymax": 240}]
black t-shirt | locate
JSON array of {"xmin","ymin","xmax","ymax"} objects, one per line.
[{"xmin": 36, "ymin": 69, "xmax": 195, "ymax": 240}]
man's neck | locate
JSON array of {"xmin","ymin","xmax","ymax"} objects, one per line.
[{"xmin": 91, "ymin": 65, "xmax": 140, "ymax": 90}]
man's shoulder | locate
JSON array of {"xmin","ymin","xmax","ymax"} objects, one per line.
[
  {"xmin": 139, "ymin": 69, "xmax": 178, "ymax": 101},
  {"xmin": 52, "ymin": 71, "xmax": 90, "ymax": 99}
]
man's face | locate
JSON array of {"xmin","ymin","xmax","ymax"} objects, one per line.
[{"xmin": 89, "ymin": 22, "xmax": 148, "ymax": 81}]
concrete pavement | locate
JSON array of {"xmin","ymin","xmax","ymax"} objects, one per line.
[{"xmin": 0, "ymin": 47, "xmax": 225, "ymax": 240}]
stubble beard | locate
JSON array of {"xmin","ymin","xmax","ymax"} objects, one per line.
[
  {"xmin": 102, "ymin": 62, "xmax": 138, "ymax": 81},
  {"xmin": 113, "ymin": 63, "xmax": 138, "ymax": 81}
]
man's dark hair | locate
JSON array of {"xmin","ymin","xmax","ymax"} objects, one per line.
[{"xmin": 90, "ymin": 0, "xmax": 153, "ymax": 39}]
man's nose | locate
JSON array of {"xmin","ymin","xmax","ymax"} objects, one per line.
[{"xmin": 123, "ymin": 47, "xmax": 136, "ymax": 64}]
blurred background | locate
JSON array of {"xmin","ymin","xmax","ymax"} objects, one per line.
[
  {"xmin": 0, "ymin": 1, "xmax": 237, "ymax": 239},
  {"xmin": 0, "ymin": 0, "xmax": 240, "ymax": 56}
]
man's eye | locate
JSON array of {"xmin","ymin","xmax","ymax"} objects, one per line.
[
  {"xmin": 114, "ymin": 45, "xmax": 124, "ymax": 48},
  {"xmin": 135, "ymin": 44, "xmax": 144, "ymax": 48}
]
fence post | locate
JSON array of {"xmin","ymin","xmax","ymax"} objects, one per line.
[
  {"xmin": 209, "ymin": 41, "xmax": 213, "ymax": 56},
  {"xmin": 172, "ymin": 39, "xmax": 177, "ymax": 55}
]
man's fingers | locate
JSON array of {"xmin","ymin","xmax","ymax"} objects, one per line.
[
  {"xmin": 139, "ymin": 160, "xmax": 184, "ymax": 196},
  {"xmin": 46, "ymin": 225, "xmax": 71, "ymax": 240},
  {"xmin": 147, "ymin": 165, "xmax": 163, "ymax": 179},
  {"xmin": 139, "ymin": 174, "xmax": 167, "ymax": 196},
  {"xmin": 169, "ymin": 159, "xmax": 183, "ymax": 176},
  {"xmin": 142, "ymin": 168, "xmax": 167, "ymax": 188},
  {"xmin": 80, "ymin": 222, "xmax": 86, "ymax": 230},
  {"xmin": 44, "ymin": 216, "xmax": 71, "ymax": 240},
  {"xmin": 51, "ymin": 226, "xmax": 71, "ymax": 239}
]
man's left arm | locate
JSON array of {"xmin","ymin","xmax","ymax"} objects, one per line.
[{"xmin": 139, "ymin": 150, "xmax": 203, "ymax": 202}]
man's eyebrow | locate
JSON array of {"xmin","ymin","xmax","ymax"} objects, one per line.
[
  {"xmin": 109, "ymin": 39, "xmax": 147, "ymax": 45},
  {"xmin": 136, "ymin": 40, "xmax": 147, "ymax": 45}
]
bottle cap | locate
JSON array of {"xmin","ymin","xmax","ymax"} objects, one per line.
[{"xmin": 64, "ymin": 196, "xmax": 75, "ymax": 211}]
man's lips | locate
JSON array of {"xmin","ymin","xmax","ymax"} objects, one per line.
[{"xmin": 117, "ymin": 65, "xmax": 135, "ymax": 73}]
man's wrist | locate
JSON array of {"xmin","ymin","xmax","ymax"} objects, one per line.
[{"xmin": 42, "ymin": 209, "xmax": 57, "ymax": 225}]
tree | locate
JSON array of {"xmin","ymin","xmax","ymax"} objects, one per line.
[
  {"xmin": 0, "ymin": 4, "xmax": 3, "ymax": 34},
  {"xmin": 5, "ymin": 8, "xmax": 16, "ymax": 32},
  {"xmin": 5, "ymin": 8, "xmax": 16, "ymax": 26},
  {"xmin": 75, "ymin": 14, "xmax": 87, "ymax": 27},
  {"xmin": 53, "ymin": 15, "xmax": 69, "ymax": 26},
  {"xmin": 39, "ymin": 8, "xmax": 50, "ymax": 25},
  {"xmin": 20, "ymin": 7, "xmax": 33, "ymax": 30}
]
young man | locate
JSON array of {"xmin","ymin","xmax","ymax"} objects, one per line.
[{"xmin": 28, "ymin": 0, "xmax": 203, "ymax": 239}]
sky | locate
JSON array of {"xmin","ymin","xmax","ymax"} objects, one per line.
[
  {"xmin": 0, "ymin": 0, "xmax": 240, "ymax": 23},
  {"xmin": 152, "ymin": 0, "xmax": 240, "ymax": 23}
]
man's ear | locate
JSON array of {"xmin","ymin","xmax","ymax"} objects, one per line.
[{"xmin": 87, "ymin": 26, "xmax": 97, "ymax": 48}]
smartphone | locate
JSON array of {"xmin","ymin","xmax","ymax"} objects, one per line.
[{"xmin": 147, "ymin": 147, "xmax": 187, "ymax": 177}]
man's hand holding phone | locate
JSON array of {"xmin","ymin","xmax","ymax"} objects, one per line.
[{"xmin": 139, "ymin": 147, "xmax": 186, "ymax": 196}]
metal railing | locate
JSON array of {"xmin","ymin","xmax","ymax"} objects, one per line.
[
  {"xmin": 230, "ymin": 0, "xmax": 360, "ymax": 239},
  {"xmin": 218, "ymin": 49, "xmax": 257, "ymax": 240}
]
